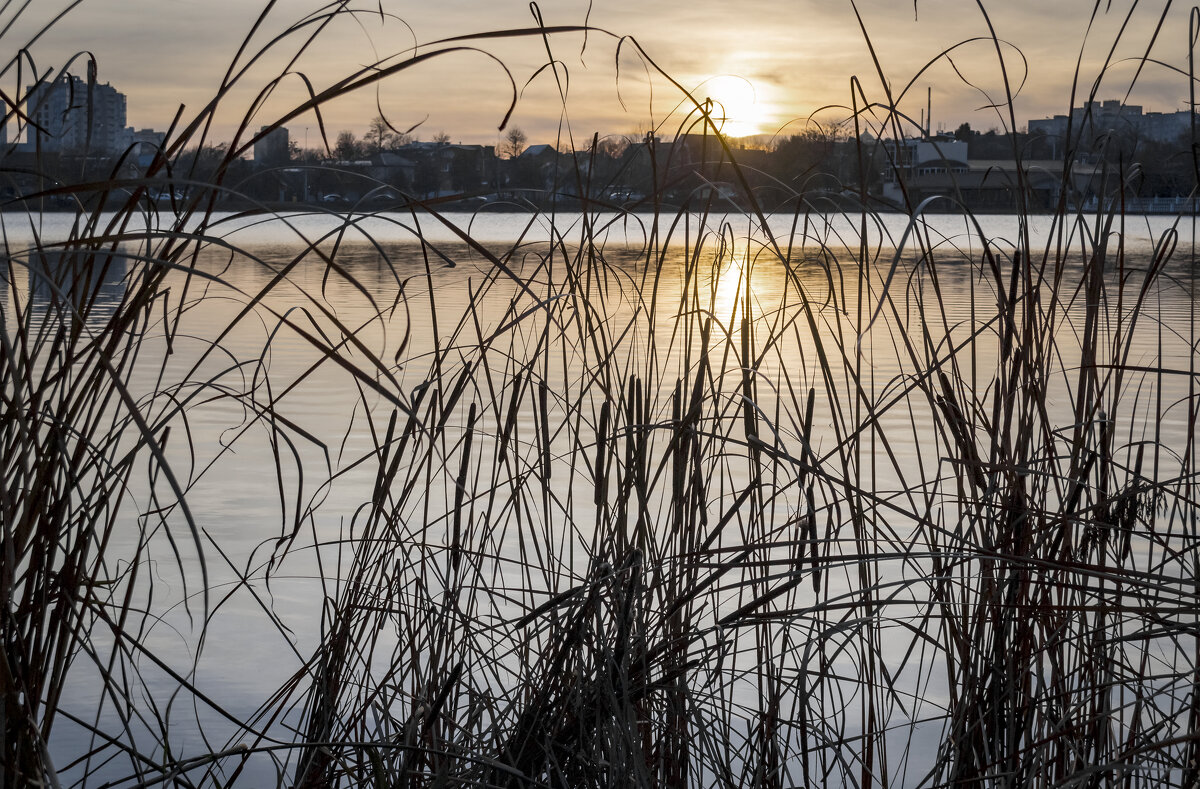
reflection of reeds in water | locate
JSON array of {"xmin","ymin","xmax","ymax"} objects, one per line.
[{"xmin": 2, "ymin": 2, "xmax": 1199, "ymax": 787}]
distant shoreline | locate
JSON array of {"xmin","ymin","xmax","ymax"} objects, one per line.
[{"xmin": 4, "ymin": 205, "xmax": 1195, "ymax": 217}]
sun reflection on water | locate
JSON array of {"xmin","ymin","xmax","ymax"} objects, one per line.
[{"xmin": 709, "ymin": 249, "xmax": 749, "ymax": 325}]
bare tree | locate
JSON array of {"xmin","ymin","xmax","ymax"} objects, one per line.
[
  {"xmin": 335, "ymin": 130, "xmax": 362, "ymax": 160},
  {"xmin": 432, "ymin": 130, "xmax": 451, "ymax": 145},
  {"xmin": 386, "ymin": 129, "xmax": 412, "ymax": 151},
  {"xmin": 595, "ymin": 135, "xmax": 630, "ymax": 159},
  {"xmin": 500, "ymin": 126, "xmax": 527, "ymax": 159},
  {"xmin": 365, "ymin": 116, "xmax": 392, "ymax": 155},
  {"xmin": 363, "ymin": 116, "xmax": 414, "ymax": 154}
]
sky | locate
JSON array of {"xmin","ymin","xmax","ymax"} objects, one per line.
[{"xmin": 8, "ymin": 0, "xmax": 1198, "ymax": 149}]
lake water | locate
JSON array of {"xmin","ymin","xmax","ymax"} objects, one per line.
[{"xmin": 5, "ymin": 209, "xmax": 1198, "ymax": 786}]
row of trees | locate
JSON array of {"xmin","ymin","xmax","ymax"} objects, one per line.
[
  {"xmin": 324, "ymin": 118, "xmax": 530, "ymax": 162},
  {"xmin": 11, "ymin": 114, "xmax": 1197, "ymax": 211}
]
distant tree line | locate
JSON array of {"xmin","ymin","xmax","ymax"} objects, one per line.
[{"xmin": 6, "ymin": 112, "xmax": 1199, "ymax": 212}]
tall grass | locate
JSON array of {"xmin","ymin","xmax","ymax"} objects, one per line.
[{"xmin": 2, "ymin": 1, "xmax": 1199, "ymax": 787}]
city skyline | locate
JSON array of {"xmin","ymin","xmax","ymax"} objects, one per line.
[{"xmin": 8, "ymin": 1, "xmax": 1198, "ymax": 148}]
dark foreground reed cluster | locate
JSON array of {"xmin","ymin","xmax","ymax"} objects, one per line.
[{"xmin": 3, "ymin": 2, "xmax": 1200, "ymax": 787}]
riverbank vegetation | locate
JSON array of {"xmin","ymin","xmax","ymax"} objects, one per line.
[{"xmin": 2, "ymin": 2, "xmax": 1199, "ymax": 787}]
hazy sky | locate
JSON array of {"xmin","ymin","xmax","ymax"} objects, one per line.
[{"xmin": 11, "ymin": 1, "xmax": 1197, "ymax": 148}]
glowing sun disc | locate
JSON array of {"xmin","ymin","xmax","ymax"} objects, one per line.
[{"xmin": 702, "ymin": 75, "xmax": 765, "ymax": 137}]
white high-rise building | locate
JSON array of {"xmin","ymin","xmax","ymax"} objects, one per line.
[{"xmin": 26, "ymin": 75, "xmax": 128, "ymax": 154}]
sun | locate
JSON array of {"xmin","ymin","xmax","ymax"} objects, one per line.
[{"xmin": 699, "ymin": 75, "xmax": 767, "ymax": 138}]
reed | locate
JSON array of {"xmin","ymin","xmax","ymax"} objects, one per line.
[{"xmin": 2, "ymin": 1, "xmax": 1198, "ymax": 787}]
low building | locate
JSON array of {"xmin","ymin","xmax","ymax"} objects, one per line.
[
  {"xmin": 400, "ymin": 142, "xmax": 497, "ymax": 195},
  {"xmin": 879, "ymin": 136, "xmax": 969, "ymax": 204},
  {"xmin": 126, "ymin": 128, "xmax": 164, "ymax": 160},
  {"xmin": 876, "ymin": 130, "xmax": 1109, "ymax": 210}
]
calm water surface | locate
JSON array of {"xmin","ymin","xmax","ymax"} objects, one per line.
[{"xmin": 6, "ymin": 210, "xmax": 1198, "ymax": 785}]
